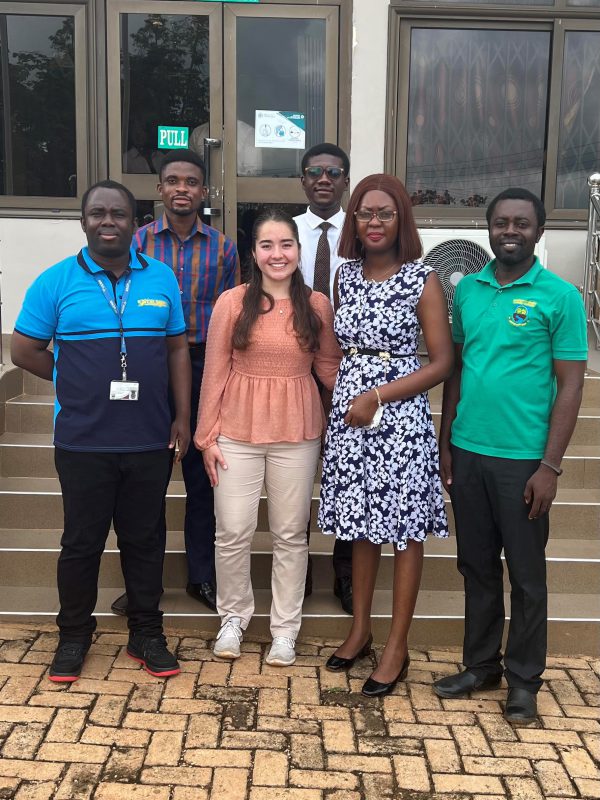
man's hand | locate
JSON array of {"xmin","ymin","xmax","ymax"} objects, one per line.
[
  {"xmin": 439, "ymin": 443, "xmax": 453, "ymax": 492},
  {"xmin": 524, "ymin": 464, "xmax": 558, "ymax": 519},
  {"xmin": 344, "ymin": 390, "xmax": 378, "ymax": 428},
  {"xmin": 202, "ymin": 444, "xmax": 228, "ymax": 488},
  {"xmin": 169, "ymin": 418, "xmax": 190, "ymax": 463}
]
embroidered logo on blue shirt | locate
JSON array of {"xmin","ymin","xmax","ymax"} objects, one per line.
[{"xmin": 138, "ymin": 298, "xmax": 168, "ymax": 308}]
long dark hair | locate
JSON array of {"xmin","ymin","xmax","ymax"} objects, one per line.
[
  {"xmin": 232, "ymin": 209, "xmax": 322, "ymax": 352},
  {"xmin": 338, "ymin": 173, "xmax": 422, "ymax": 263}
]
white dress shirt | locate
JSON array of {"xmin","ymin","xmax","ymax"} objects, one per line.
[{"xmin": 294, "ymin": 207, "xmax": 346, "ymax": 297}]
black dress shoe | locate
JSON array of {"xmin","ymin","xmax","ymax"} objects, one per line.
[
  {"xmin": 186, "ymin": 581, "xmax": 217, "ymax": 612},
  {"xmin": 111, "ymin": 592, "xmax": 128, "ymax": 616},
  {"xmin": 362, "ymin": 654, "xmax": 410, "ymax": 698},
  {"xmin": 334, "ymin": 575, "xmax": 353, "ymax": 615},
  {"xmin": 504, "ymin": 687, "xmax": 537, "ymax": 724},
  {"xmin": 326, "ymin": 635, "xmax": 373, "ymax": 672},
  {"xmin": 433, "ymin": 669, "xmax": 503, "ymax": 699}
]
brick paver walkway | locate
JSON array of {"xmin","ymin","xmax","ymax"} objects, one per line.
[{"xmin": 0, "ymin": 624, "xmax": 598, "ymax": 799}]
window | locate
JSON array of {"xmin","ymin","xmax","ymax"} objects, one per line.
[
  {"xmin": 406, "ymin": 28, "xmax": 550, "ymax": 209},
  {"xmin": 0, "ymin": 5, "xmax": 86, "ymax": 206},
  {"xmin": 389, "ymin": 5, "xmax": 600, "ymax": 221},
  {"xmin": 556, "ymin": 30, "xmax": 600, "ymax": 208}
]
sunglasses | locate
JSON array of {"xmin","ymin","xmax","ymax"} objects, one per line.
[
  {"xmin": 303, "ymin": 166, "xmax": 346, "ymax": 180},
  {"xmin": 354, "ymin": 210, "xmax": 398, "ymax": 223}
]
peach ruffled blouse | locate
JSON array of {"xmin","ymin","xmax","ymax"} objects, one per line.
[{"xmin": 194, "ymin": 284, "xmax": 342, "ymax": 449}]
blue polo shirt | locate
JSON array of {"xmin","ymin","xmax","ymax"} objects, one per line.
[
  {"xmin": 451, "ymin": 258, "xmax": 588, "ymax": 459},
  {"xmin": 14, "ymin": 246, "xmax": 186, "ymax": 452}
]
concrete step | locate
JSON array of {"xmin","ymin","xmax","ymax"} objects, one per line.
[
  {"xmin": 0, "ymin": 529, "xmax": 597, "ymax": 595},
  {"xmin": 583, "ymin": 373, "xmax": 600, "ymax": 406},
  {"xmin": 7, "ymin": 391, "xmax": 599, "ymax": 449},
  {"xmin": 0, "ymin": 585, "xmax": 596, "ymax": 654},
  {"xmin": 426, "ymin": 369, "xmax": 600, "ymax": 406},
  {"xmin": 17, "ymin": 364, "xmax": 600, "ymax": 401},
  {"xmin": 23, "ymin": 371, "xmax": 54, "ymax": 396},
  {"xmin": 1, "ymin": 431, "xmax": 598, "ymax": 488},
  {"xmin": 0, "ymin": 432, "xmax": 184, "ymax": 481},
  {"xmin": 1, "ymin": 476, "xmax": 598, "ymax": 539},
  {"xmin": 1, "ymin": 365, "xmax": 598, "ymax": 657},
  {"xmin": 567, "ymin": 407, "xmax": 600, "ymax": 446},
  {"xmin": 4, "ymin": 394, "xmax": 54, "ymax": 434},
  {"xmin": 428, "ymin": 404, "xmax": 600, "ymax": 447},
  {"xmin": 12, "ymin": 367, "xmax": 600, "ymax": 408}
]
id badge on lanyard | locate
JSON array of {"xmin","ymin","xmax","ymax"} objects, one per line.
[{"xmin": 94, "ymin": 272, "xmax": 140, "ymax": 401}]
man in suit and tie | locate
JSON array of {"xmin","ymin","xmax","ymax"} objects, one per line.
[{"xmin": 294, "ymin": 142, "xmax": 353, "ymax": 614}]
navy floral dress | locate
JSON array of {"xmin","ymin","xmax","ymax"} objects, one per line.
[{"xmin": 319, "ymin": 259, "xmax": 448, "ymax": 549}]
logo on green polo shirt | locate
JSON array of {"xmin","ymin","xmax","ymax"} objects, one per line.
[{"xmin": 509, "ymin": 298, "xmax": 537, "ymax": 327}]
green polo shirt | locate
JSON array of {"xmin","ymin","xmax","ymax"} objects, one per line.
[{"xmin": 451, "ymin": 258, "xmax": 587, "ymax": 459}]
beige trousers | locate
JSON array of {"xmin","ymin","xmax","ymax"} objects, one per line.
[{"xmin": 213, "ymin": 435, "xmax": 320, "ymax": 638}]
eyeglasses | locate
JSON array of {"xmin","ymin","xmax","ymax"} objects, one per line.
[
  {"xmin": 354, "ymin": 210, "xmax": 398, "ymax": 223},
  {"xmin": 303, "ymin": 166, "xmax": 346, "ymax": 180}
]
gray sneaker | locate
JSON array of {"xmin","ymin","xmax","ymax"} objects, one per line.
[
  {"xmin": 213, "ymin": 617, "xmax": 243, "ymax": 659},
  {"xmin": 265, "ymin": 636, "xmax": 296, "ymax": 666}
]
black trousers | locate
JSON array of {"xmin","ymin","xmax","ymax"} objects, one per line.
[
  {"xmin": 54, "ymin": 447, "xmax": 172, "ymax": 644},
  {"xmin": 181, "ymin": 348, "xmax": 216, "ymax": 584},
  {"xmin": 450, "ymin": 445, "xmax": 549, "ymax": 692}
]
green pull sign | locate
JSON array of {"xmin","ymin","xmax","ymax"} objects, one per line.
[{"xmin": 157, "ymin": 126, "xmax": 189, "ymax": 150}]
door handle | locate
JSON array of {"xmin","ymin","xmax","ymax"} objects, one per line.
[{"xmin": 203, "ymin": 137, "xmax": 222, "ymax": 217}]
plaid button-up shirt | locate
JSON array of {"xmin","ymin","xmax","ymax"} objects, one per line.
[{"xmin": 135, "ymin": 214, "xmax": 239, "ymax": 344}]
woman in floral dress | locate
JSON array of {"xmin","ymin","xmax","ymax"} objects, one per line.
[{"xmin": 319, "ymin": 174, "xmax": 453, "ymax": 696}]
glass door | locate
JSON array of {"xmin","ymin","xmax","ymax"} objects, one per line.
[
  {"xmin": 223, "ymin": 4, "xmax": 339, "ymax": 257},
  {"xmin": 106, "ymin": 0, "xmax": 222, "ymax": 226},
  {"xmin": 106, "ymin": 2, "xmax": 341, "ymax": 238}
]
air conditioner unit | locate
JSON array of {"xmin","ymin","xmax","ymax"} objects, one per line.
[{"xmin": 418, "ymin": 228, "xmax": 547, "ymax": 313}]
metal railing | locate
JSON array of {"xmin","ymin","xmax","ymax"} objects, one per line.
[{"xmin": 584, "ymin": 173, "xmax": 600, "ymax": 350}]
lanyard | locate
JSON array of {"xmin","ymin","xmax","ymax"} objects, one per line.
[{"xmin": 94, "ymin": 272, "xmax": 132, "ymax": 380}]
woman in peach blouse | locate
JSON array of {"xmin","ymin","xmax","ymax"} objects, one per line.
[{"xmin": 194, "ymin": 209, "xmax": 341, "ymax": 666}]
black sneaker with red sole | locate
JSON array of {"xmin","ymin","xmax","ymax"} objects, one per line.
[
  {"xmin": 49, "ymin": 641, "xmax": 90, "ymax": 682},
  {"xmin": 126, "ymin": 633, "xmax": 180, "ymax": 678}
]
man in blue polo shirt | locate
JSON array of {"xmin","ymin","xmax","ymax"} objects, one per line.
[
  {"xmin": 11, "ymin": 180, "xmax": 191, "ymax": 682},
  {"xmin": 433, "ymin": 188, "xmax": 587, "ymax": 724}
]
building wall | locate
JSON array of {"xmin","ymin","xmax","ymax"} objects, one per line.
[
  {"xmin": 544, "ymin": 230, "xmax": 588, "ymax": 288},
  {"xmin": 1, "ymin": 219, "xmax": 85, "ymax": 333},
  {"xmin": 350, "ymin": 0, "xmax": 389, "ymax": 181}
]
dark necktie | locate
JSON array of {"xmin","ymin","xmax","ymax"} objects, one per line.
[{"xmin": 313, "ymin": 221, "xmax": 332, "ymax": 299}]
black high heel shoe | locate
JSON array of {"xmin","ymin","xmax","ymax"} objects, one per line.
[
  {"xmin": 325, "ymin": 634, "xmax": 373, "ymax": 672},
  {"xmin": 361, "ymin": 654, "xmax": 410, "ymax": 697}
]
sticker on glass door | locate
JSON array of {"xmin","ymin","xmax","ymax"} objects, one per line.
[{"xmin": 254, "ymin": 111, "xmax": 305, "ymax": 149}]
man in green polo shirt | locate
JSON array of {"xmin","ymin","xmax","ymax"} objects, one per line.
[{"xmin": 433, "ymin": 188, "xmax": 587, "ymax": 724}]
